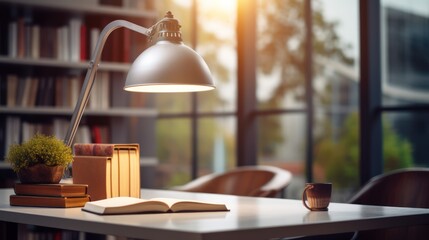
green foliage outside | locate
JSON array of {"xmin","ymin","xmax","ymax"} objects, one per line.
[
  {"xmin": 314, "ymin": 113, "xmax": 413, "ymax": 189},
  {"xmin": 156, "ymin": 119, "xmax": 191, "ymax": 174},
  {"xmin": 156, "ymin": 117, "xmax": 236, "ymax": 188},
  {"xmin": 6, "ymin": 134, "xmax": 73, "ymax": 172}
]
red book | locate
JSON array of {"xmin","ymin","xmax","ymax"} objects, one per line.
[
  {"xmin": 123, "ymin": 28, "xmax": 130, "ymax": 62},
  {"xmin": 91, "ymin": 126, "xmax": 102, "ymax": 143},
  {"xmin": 80, "ymin": 24, "xmax": 87, "ymax": 61}
]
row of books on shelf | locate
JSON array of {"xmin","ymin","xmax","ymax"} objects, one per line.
[
  {"xmin": 16, "ymin": 225, "xmax": 125, "ymax": 240},
  {"xmin": 3, "ymin": 72, "xmax": 110, "ymax": 109},
  {"xmin": 7, "ymin": 17, "xmax": 97, "ymax": 62},
  {"xmin": 102, "ymin": 0, "xmax": 153, "ymax": 9},
  {"xmin": 5, "ymin": 15, "xmax": 133, "ymax": 63},
  {"xmin": 1, "ymin": 117, "xmax": 110, "ymax": 159},
  {"xmin": 83, "ymin": 0, "xmax": 154, "ymax": 9},
  {"xmin": 16, "ymin": 225, "xmax": 83, "ymax": 240}
]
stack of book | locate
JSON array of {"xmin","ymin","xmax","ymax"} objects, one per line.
[
  {"xmin": 73, "ymin": 143, "xmax": 140, "ymax": 201},
  {"xmin": 10, "ymin": 183, "xmax": 90, "ymax": 208}
]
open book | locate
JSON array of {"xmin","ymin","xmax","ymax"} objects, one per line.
[{"xmin": 82, "ymin": 197, "xmax": 229, "ymax": 215}]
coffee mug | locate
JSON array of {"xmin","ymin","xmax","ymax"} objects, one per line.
[{"xmin": 302, "ymin": 183, "xmax": 332, "ymax": 211}]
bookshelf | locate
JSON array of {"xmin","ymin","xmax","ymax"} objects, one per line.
[
  {"xmin": 0, "ymin": 0, "xmax": 158, "ymax": 171},
  {"xmin": 0, "ymin": 0, "xmax": 158, "ymax": 239}
]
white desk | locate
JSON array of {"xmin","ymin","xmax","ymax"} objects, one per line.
[{"xmin": 1, "ymin": 188, "xmax": 429, "ymax": 239}]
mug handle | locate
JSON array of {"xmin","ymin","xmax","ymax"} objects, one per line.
[{"xmin": 302, "ymin": 185, "xmax": 313, "ymax": 210}]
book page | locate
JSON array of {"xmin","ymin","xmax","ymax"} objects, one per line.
[
  {"xmin": 82, "ymin": 197, "xmax": 169, "ymax": 215},
  {"xmin": 150, "ymin": 198, "xmax": 228, "ymax": 212}
]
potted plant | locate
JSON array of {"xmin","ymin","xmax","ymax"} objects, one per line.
[{"xmin": 6, "ymin": 134, "xmax": 73, "ymax": 184}]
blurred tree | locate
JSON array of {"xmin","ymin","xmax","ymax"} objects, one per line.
[
  {"xmin": 383, "ymin": 119, "xmax": 413, "ymax": 171},
  {"xmin": 257, "ymin": 0, "xmax": 354, "ymax": 158},
  {"xmin": 314, "ymin": 112, "xmax": 413, "ymax": 189},
  {"xmin": 258, "ymin": 0, "xmax": 353, "ymax": 104}
]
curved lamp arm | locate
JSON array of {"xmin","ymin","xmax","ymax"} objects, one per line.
[
  {"xmin": 64, "ymin": 11, "xmax": 214, "ymax": 147},
  {"xmin": 64, "ymin": 20, "xmax": 150, "ymax": 147}
]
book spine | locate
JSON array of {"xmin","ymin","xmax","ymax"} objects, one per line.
[
  {"xmin": 6, "ymin": 74, "xmax": 18, "ymax": 107},
  {"xmin": 73, "ymin": 143, "xmax": 114, "ymax": 156},
  {"xmin": 31, "ymin": 25, "xmax": 40, "ymax": 59},
  {"xmin": 69, "ymin": 18, "xmax": 82, "ymax": 62},
  {"xmin": 5, "ymin": 117, "xmax": 21, "ymax": 151},
  {"xmin": 17, "ymin": 18, "xmax": 25, "ymax": 58},
  {"xmin": 118, "ymin": 148, "xmax": 130, "ymax": 196},
  {"xmin": 20, "ymin": 76, "xmax": 32, "ymax": 107},
  {"xmin": 111, "ymin": 150, "xmax": 119, "ymax": 197},
  {"xmin": 129, "ymin": 148, "xmax": 140, "ymax": 198},
  {"xmin": 80, "ymin": 23, "xmax": 87, "ymax": 61},
  {"xmin": 8, "ymin": 21, "xmax": 17, "ymax": 58},
  {"xmin": 90, "ymin": 27, "xmax": 100, "ymax": 56}
]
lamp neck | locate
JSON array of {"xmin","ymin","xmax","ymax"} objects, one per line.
[{"xmin": 148, "ymin": 11, "xmax": 183, "ymax": 44}]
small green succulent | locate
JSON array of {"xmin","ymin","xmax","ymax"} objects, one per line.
[{"xmin": 6, "ymin": 134, "xmax": 73, "ymax": 172}]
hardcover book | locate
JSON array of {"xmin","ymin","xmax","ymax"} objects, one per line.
[
  {"xmin": 10, "ymin": 195, "xmax": 90, "ymax": 208},
  {"xmin": 14, "ymin": 183, "xmax": 88, "ymax": 197},
  {"xmin": 82, "ymin": 196, "xmax": 229, "ymax": 215},
  {"xmin": 73, "ymin": 143, "xmax": 140, "ymax": 200},
  {"xmin": 72, "ymin": 155, "xmax": 112, "ymax": 201}
]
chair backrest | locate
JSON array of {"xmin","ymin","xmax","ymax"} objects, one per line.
[
  {"xmin": 348, "ymin": 168, "xmax": 429, "ymax": 207},
  {"xmin": 173, "ymin": 165, "xmax": 292, "ymax": 198},
  {"xmin": 348, "ymin": 168, "xmax": 429, "ymax": 240}
]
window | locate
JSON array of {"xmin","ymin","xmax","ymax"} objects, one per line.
[
  {"xmin": 153, "ymin": 0, "xmax": 237, "ymax": 188},
  {"xmin": 150, "ymin": 0, "xmax": 428, "ymax": 201},
  {"xmin": 380, "ymin": 0, "xmax": 429, "ymax": 170}
]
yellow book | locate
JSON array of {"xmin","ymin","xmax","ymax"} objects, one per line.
[
  {"xmin": 111, "ymin": 150, "xmax": 119, "ymax": 197},
  {"xmin": 118, "ymin": 148, "xmax": 130, "ymax": 196},
  {"xmin": 129, "ymin": 148, "xmax": 140, "ymax": 198}
]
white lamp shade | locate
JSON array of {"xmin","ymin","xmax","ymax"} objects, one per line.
[{"xmin": 124, "ymin": 41, "xmax": 215, "ymax": 93}]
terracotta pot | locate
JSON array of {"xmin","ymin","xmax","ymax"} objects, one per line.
[{"xmin": 17, "ymin": 164, "xmax": 65, "ymax": 184}]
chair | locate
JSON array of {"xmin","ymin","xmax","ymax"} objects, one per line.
[
  {"xmin": 173, "ymin": 165, "xmax": 293, "ymax": 198},
  {"xmin": 347, "ymin": 167, "xmax": 429, "ymax": 240},
  {"xmin": 284, "ymin": 168, "xmax": 429, "ymax": 240}
]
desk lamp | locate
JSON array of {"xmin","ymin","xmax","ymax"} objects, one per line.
[{"xmin": 64, "ymin": 12, "xmax": 215, "ymax": 147}]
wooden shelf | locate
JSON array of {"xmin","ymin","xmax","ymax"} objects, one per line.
[
  {"xmin": 0, "ymin": 56, "xmax": 132, "ymax": 72},
  {"xmin": 0, "ymin": 107, "xmax": 157, "ymax": 117},
  {"xmin": 0, "ymin": 0, "xmax": 157, "ymax": 18},
  {"xmin": 0, "ymin": 162, "xmax": 11, "ymax": 169}
]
